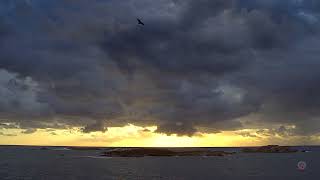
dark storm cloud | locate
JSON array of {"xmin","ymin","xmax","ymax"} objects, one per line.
[
  {"xmin": 21, "ymin": 128, "xmax": 37, "ymax": 134},
  {"xmin": 0, "ymin": 123, "xmax": 19, "ymax": 129},
  {"xmin": 156, "ymin": 122, "xmax": 197, "ymax": 136},
  {"xmin": 0, "ymin": 18, "xmax": 9, "ymax": 36},
  {"xmin": 81, "ymin": 121, "xmax": 107, "ymax": 133},
  {"xmin": 0, "ymin": 0, "xmax": 320, "ymax": 137}
]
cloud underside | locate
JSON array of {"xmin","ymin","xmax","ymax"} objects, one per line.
[{"xmin": 0, "ymin": 0, "xmax": 320, "ymax": 139}]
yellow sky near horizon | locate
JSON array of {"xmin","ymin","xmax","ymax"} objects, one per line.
[{"xmin": 1, "ymin": 124, "xmax": 317, "ymax": 147}]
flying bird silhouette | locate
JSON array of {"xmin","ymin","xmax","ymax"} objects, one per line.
[{"xmin": 137, "ymin": 18, "xmax": 145, "ymax": 26}]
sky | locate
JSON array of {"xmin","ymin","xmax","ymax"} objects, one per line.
[{"xmin": 1, "ymin": 0, "xmax": 320, "ymax": 147}]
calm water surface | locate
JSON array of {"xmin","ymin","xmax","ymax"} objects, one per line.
[{"xmin": 0, "ymin": 146, "xmax": 319, "ymax": 180}]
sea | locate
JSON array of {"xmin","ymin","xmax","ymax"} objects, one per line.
[{"xmin": 0, "ymin": 146, "xmax": 319, "ymax": 180}]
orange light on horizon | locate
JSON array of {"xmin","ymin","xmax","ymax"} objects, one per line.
[{"xmin": 0, "ymin": 124, "xmax": 314, "ymax": 147}]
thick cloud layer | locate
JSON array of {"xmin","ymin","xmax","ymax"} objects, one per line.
[{"xmin": 0, "ymin": 0, "xmax": 320, "ymax": 137}]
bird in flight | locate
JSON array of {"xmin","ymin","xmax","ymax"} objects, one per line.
[{"xmin": 137, "ymin": 18, "xmax": 145, "ymax": 26}]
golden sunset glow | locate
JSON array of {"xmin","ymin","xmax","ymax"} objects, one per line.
[{"xmin": 0, "ymin": 124, "xmax": 314, "ymax": 147}]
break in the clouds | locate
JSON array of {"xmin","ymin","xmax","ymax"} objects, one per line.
[{"xmin": 0, "ymin": 0, "xmax": 320, "ymax": 139}]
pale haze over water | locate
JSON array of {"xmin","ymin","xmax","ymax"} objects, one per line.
[{"xmin": 0, "ymin": 146, "xmax": 319, "ymax": 180}]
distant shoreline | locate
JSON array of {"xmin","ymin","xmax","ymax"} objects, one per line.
[
  {"xmin": 0, "ymin": 145, "xmax": 318, "ymax": 148},
  {"xmin": 0, "ymin": 145, "xmax": 313, "ymax": 156}
]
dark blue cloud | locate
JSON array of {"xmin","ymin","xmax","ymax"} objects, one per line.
[{"xmin": 0, "ymin": 0, "xmax": 320, "ymax": 136}]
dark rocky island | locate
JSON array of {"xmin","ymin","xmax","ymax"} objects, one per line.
[
  {"xmin": 39, "ymin": 147, "xmax": 50, "ymax": 150},
  {"xmin": 242, "ymin": 145, "xmax": 298, "ymax": 153},
  {"xmin": 101, "ymin": 148, "xmax": 235, "ymax": 157},
  {"xmin": 67, "ymin": 146, "xmax": 104, "ymax": 151}
]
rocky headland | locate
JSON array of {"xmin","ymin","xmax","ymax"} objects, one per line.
[
  {"xmin": 242, "ymin": 145, "xmax": 298, "ymax": 153},
  {"xmin": 101, "ymin": 148, "xmax": 235, "ymax": 157}
]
